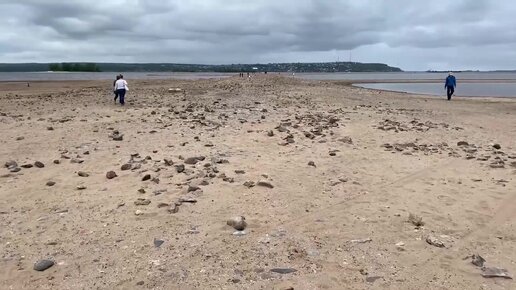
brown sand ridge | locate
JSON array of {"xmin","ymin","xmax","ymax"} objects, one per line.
[{"xmin": 0, "ymin": 75, "xmax": 515, "ymax": 289}]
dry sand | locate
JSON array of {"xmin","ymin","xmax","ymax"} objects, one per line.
[{"xmin": 1, "ymin": 75, "xmax": 515, "ymax": 290}]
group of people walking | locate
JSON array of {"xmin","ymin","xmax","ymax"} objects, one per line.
[{"xmin": 113, "ymin": 74, "xmax": 128, "ymax": 105}]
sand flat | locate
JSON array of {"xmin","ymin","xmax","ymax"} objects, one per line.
[{"xmin": 0, "ymin": 76, "xmax": 515, "ymax": 289}]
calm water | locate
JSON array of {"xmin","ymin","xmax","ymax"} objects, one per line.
[
  {"xmin": 0, "ymin": 72, "xmax": 233, "ymax": 81},
  {"xmin": 2, "ymin": 71, "xmax": 516, "ymax": 97},
  {"xmin": 355, "ymin": 82, "xmax": 516, "ymax": 98}
]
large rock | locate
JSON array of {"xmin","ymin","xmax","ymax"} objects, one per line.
[
  {"xmin": 33, "ymin": 259, "xmax": 54, "ymax": 271},
  {"xmin": 227, "ymin": 216, "xmax": 247, "ymax": 231}
]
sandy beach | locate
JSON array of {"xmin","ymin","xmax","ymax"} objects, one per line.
[{"xmin": 1, "ymin": 75, "xmax": 515, "ymax": 290}]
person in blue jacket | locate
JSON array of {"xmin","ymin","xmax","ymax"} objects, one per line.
[{"xmin": 445, "ymin": 72, "xmax": 457, "ymax": 100}]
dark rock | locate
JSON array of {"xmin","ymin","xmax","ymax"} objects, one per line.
[
  {"xmin": 142, "ymin": 174, "xmax": 151, "ymax": 181},
  {"xmin": 53, "ymin": 160, "xmax": 60, "ymax": 164},
  {"xmin": 256, "ymin": 181, "xmax": 274, "ymax": 189},
  {"xmin": 33, "ymin": 259, "xmax": 54, "ymax": 271},
  {"xmin": 47, "ymin": 127, "xmax": 54, "ymax": 131},
  {"xmin": 235, "ymin": 170, "xmax": 246, "ymax": 174},
  {"xmin": 308, "ymin": 161, "xmax": 316, "ymax": 167},
  {"xmin": 9, "ymin": 167, "xmax": 21, "ymax": 173},
  {"xmin": 185, "ymin": 156, "xmax": 205, "ymax": 165},
  {"xmin": 21, "ymin": 164, "xmax": 34, "ymax": 168},
  {"xmin": 16, "ymin": 136, "xmax": 24, "ymax": 141},
  {"xmin": 153, "ymin": 239, "xmax": 165, "ymax": 248},
  {"xmin": 106, "ymin": 171, "xmax": 117, "ymax": 179},
  {"xmin": 34, "ymin": 161, "xmax": 45, "ymax": 168},
  {"xmin": 78, "ymin": 171, "xmax": 89, "ymax": 177},
  {"xmin": 46, "ymin": 181, "xmax": 56, "ymax": 187},
  {"xmin": 471, "ymin": 254, "xmax": 486, "ymax": 267},
  {"xmin": 187, "ymin": 185, "xmax": 201, "ymax": 192},
  {"xmin": 408, "ymin": 213, "xmax": 425, "ymax": 227},
  {"xmin": 138, "ymin": 188, "xmax": 146, "ymax": 194},
  {"xmin": 227, "ymin": 216, "xmax": 247, "ymax": 231},
  {"xmin": 270, "ymin": 268, "xmax": 297, "ymax": 274},
  {"xmin": 457, "ymin": 141, "xmax": 469, "ymax": 146},
  {"xmin": 178, "ymin": 197, "xmax": 197, "ymax": 203},
  {"xmin": 5, "ymin": 160, "xmax": 17, "ymax": 168},
  {"xmin": 70, "ymin": 158, "xmax": 84, "ymax": 164},
  {"xmin": 175, "ymin": 164, "xmax": 185, "ymax": 173},
  {"xmin": 493, "ymin": 144, "xmax": 502, "ymax": 150},
  {"xmin": 157, "ymin": 202, "xmax": 169, "ymax": 208},
  {"xmin": 136, "ymin": 281, "xmax": 144, "ymax": 286},
  {"xmin": 121, "ymin": 164, "xmax": 132, "ymax": 171},
  {"xmin": 164, "ymin": 159, "xmax": 174, "ymax": 166},
  {"xmin": 267, "ymin": 130, "xmax": 274, "ymax": 137},
  {"xmin": 243, "ymin": 181, "xmax": 255, "ymax": 188}
]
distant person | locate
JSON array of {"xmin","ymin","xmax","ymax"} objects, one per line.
[
  {"xmin": 113, "ymin": 75, "xmax": 121, "ymax": 102},
  {"xmin": 445, "ymin": 72, "xmax": 456, "ymax": 101},
  {"xmin": 114, "ymin": 74, "xmax": 129, "ymax": 105}
]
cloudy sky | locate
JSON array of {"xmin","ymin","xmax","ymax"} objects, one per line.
[{"xmin": 0, "ymin": 0, "xmax": 515, "ymax": 71}]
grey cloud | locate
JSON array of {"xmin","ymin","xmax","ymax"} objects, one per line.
[{"xmin": 0, "ymin": 0, "xmax": 515, "ymax": 70}]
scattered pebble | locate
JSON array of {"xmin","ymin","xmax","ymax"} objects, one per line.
[
  {"xmin": 227, "ymin": 216, "xmax": 247, "ymax": 231},
  {"xmin": 33, "ymin": 259, "xmax": 54, "ymax": 271},
  {"xmin": 106, "ymin": 171, "xmax": 117, "ymax": 179}
]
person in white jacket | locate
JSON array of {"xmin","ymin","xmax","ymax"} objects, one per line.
[{"xmin": 113, "ymin": 74, "xmax": 129, "ymax": 105}]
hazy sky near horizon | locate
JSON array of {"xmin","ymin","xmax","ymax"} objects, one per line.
[{"xmin": 1, "ymin": 0, "xmax": 515, "ymax": 71}]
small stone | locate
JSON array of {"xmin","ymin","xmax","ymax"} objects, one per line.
[
  {"xmin": 46, "ymin": 181, "xmax": 56, "ymax": 187},
  {"xmin": 256, "ymin": 181, "xmax": 274, "ymax": 189},
  {"xmin": 471, "ymin": 254, "xmax": 486, "ymax": 267},
  {"xmin": 184, "ymin": 157, "xmax": 203, "ymax": 165},
  {"xmin": 137, "ymin": 188, "xmax": 146, "ymax": 194},
  {"xmin": 47, "ymin": 127, "xmax": 54, "ymax": 131},
  {"xmin": 136, "ymin": 281, "xmax": 144, "ymax": 286},
  {"xmin": 21, "ymin": 164, "xmax": 34, "ymax": 168},
  {"xmin": 53, "ymin": 160, "xmax": 60, "ymax": 164},
  {"xmin": 187, "ymin": 185, "xmax": 201, "ymax": 192},
  {"xmin": 78, "ymin": 171, "xmax": 89, "ymax": 177},
  {"xmin": 308, "ymin": 161, "xmax": 316, "ymax": 167},
  {"xmin": 134, "ymin": 198, "xmax": 151, "ymax": 206},
  {"xmin": 77, "ymin": 185, "xmax": 87, "ymax": 190},
  {"xmin": 153, "ymin": 239, "xmax": 165, "ymax": 247},
  {"xmin": 164, "ymin": 159, "xmax": 174, "ymax": 166},
  {"xmin": 267, "ymin": 130, "xmax": 274, "ymax": 137},
  {"xmin": 121, "ymin": 164, "xmax": 132, "ymax": 171},
  {"xmin": 233, "ymin": 231, "xmax": 247, "ymax": 236},
  {"xmin": 16, "ymin": 136, "xmax": 24, "ymax": 141},
  {"xmin": 366, "ymin": 276, "xmax": 383, "ymax": 283},
  {"xmin": 493, "ymin": 144, "xmax": 501, "ymax": 150},
  {"xmin": 142, "ymin": 174, "xmax": 151, "ymax": 181},
  {"xmin": 227, "ymin": 216, "xmax": 247, "ymax": 231},
  {"xmin": 168, "ymin": 203, "xmax": 180, "ymax": 213},
  {"xmin": 9, "ymin": 167, "xmax": 21, "ymax": 173},
  {"xmin": 106, "ymin": 171, "xmax": 117, "ymax": 179},
  {"xmin": 426, "ymin": 235, "xmax": 445, "ymax": 248},
  {"xmin": 481, "ymin": 267, "xmax": 512, "ymax": 279},
  {"xmin": 457, "ymin": 141, "xmax": 469, "ymax": 146},
  {"xmin": 175, "ymin": 164, "xmax": 185, "ymax": 173},
  {"xmin": 243, "ymin": 181, "xmax": 255, "ymax": 188},
  {"xmin": 5, "ymin": 160, "xmax": 18, "ymax": 168},
  {"xmin": 33, "ymin": 259, "xmax": 54, "ymax": 271},
  {"xmin": 408, "ymin": 213, "xmax": 425, "ymax": 227},
  {"xmin": 34, "ymin": 161, "xmax": 45, "ymax": 168},
  {"xmin": 235, "ymin": 170, "xmax": 246, "ymax": 174},
  {"xmin": 270, "ymin": 268, "xmax": 297, "ymax": 274},
  {"xmin": 134, "ymin": 210, "xmax": 144, "ymax": 216}
]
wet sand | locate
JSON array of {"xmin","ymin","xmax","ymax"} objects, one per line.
[{"xmin": 1, "ymin": 76, "xmax": 515, "ymax": 289}]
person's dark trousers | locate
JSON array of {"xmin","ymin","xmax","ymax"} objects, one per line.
[
  {"xmin": 114, "ymin": 91, "xmax": 118, "ymax": 102},
  {"xmin": 116, "ymin": 89, "xmax": 126, "ymax": 105},
  {"xmin": 446, "ymin": 86, "xmax": 454, "ymax": 100}
]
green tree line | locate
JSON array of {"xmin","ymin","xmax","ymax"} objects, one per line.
[{"xmin": 48, "ymin": 63, "xmax": 101, "ymax": 72}]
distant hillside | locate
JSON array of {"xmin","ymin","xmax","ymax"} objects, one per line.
[{"xmin": 0, "ymin": 62, "xmax": 402, "ymax": 73}]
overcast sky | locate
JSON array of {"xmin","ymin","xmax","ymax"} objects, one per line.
[{"xmin": 1, "ymin": 0, "xmax": 515, "ymax": 71}]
